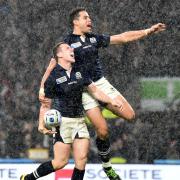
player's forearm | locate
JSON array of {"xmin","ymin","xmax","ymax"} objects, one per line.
[
  {"xmin": 38, "ymin": 100, "xmax": 52, "ymax": 131},
  {"xmin": 39, "ymin": 105, "xmax": 50, "ymax": 128},
  {"xmin": 110, "ymin": 29, "xmax": 149, "ymax": 44},
  {"xmin": 40, "ymin": 69, "xmax": 52, "ymax": 88},
  {"xmin": 110, "ymin": 23, "xmax": 166, "ymax": 45},
  {"xmin": 40, "ymin": 72, "xmax": 50, "ymax": 89}
]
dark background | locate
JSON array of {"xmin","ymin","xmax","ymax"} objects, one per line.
[{"xmin": 0, "ymin": 0, "xmax": 179, "ymax": 163}]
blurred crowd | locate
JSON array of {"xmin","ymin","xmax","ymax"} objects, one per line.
[
  {"xmin": 87, "ymin": 110, "xmax": 180, "ymax": 163},
  {"xmin": 0, "ymin": 0, "xmax": 179, "ymax": 163},
  {"xmin": 0, "ymin": 78, "xmax": 180, "ymax": 163}
]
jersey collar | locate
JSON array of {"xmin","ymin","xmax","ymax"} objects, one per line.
[
  {"xmin": 56, "ymin": 63, "xmax": 74, "ymax": 72},
  {"xmin": 71, "ymin": 32, "xmax": 90, "ymax": 37}
]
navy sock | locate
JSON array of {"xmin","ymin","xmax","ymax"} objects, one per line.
[
  {"xmin": 96, "ymin": 137, "xmax": 111, "ymax": 162},
  {"xmin": 26, "ymin": 161, "xmax": 55, "ymax": 180},
  {"xmin": 71, "ymin": 167, "xmax": 85, "ymax": 180}
]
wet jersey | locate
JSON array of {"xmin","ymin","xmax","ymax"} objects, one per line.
[
  {"xmin": 44, "ymin": 64, "xmax": 91, "ymax": 117},
  {"xmin": 64, "ymin": 33, "xmax": 110, "ymax": 82}
]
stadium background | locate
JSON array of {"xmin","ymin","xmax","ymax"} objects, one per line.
[{"xmin": 0, "ymin": 0, "xmax": 179, "ymax": 169}]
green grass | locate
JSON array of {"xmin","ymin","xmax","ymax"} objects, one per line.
[
  {"xmin": 140, "ymin": 81, "xmax": 168, "ymax": 99},
  {"xmin": 174, "ymin": 81, "xmax": 180, "ymax": 98}
]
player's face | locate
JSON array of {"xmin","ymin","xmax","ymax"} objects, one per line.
[
  {"xmin": 75, "ymin": 11, "xmax": 92, "ymax": 33},
  {"xmin": 57, "ymin": 44, "xmax": 75, "ymax": 63}
]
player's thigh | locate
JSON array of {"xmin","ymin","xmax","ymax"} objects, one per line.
[
  {"xmin": 86, "ymin": 107, "xmax": 108, "ymax": 133},
  {"xmin": 73, "ymin": 138, "xmax": 89, "ymax": 159},
  {"xmin": 82, "ymin": 90, "xmax": 99, "ymax": 111},
  {"xmin": 52, "ymin": 142, "xmax": 71, "ymax": 168},
  {"xmin": 106, "ymin": 94, "xmax": 135, "ymax": 121},
  {"xmin": 72, "ymin": 138, "xmax": 90, "ymax": 169}
]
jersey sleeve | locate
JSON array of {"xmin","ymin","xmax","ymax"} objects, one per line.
[
  {"xmin": 94, "ymin": 34, "xmax": 110, "ymax": 48},
  {"xmin": 44, "ymin": 74, "xmax": 56, "ymax": 99},
  {"xmin": 63, "ymin": 34, "xmax": 71, "ymax": 45},
  {"xmin": 81, "ymin": 70, "xmax": 92, "ymax": 86}
]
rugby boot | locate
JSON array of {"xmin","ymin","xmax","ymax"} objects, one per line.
[
  {"xmin": 103, "ymin": 167, "xmax": 122, "ymax": 180},
  {"xmin": 20, "ymin": 174, "xmax": 27, "ymax": 180}
]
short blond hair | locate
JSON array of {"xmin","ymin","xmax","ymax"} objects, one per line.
[{"xmin": 52, "ymin": 42, "xmax": 66, "ymax": 61}]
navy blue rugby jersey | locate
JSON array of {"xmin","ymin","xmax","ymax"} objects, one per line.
[
  {"xmin": 44, "ymin": 64, "xmax": 92, "ymax": 117},
  {"xmin": 64, "ymin": 33, "xmax": 110, "ymax": 82}
]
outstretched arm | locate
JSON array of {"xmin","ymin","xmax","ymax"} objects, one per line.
[{"xmin": 110, "ymin": 23, "xmax": 166, "ymax": 44}]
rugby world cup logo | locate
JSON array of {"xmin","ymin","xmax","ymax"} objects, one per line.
[{"xmin": 75, "ymin": 72, "xmax": 82, "ymax": 79}]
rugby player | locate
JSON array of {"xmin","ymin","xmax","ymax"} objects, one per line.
[
  {"xmin": 20, "ymin": 42, "xmax": 122, "ymax": 180},
  {"xmin": 39, "ymin": 7, "xmax": 166, "ymax": 180}
]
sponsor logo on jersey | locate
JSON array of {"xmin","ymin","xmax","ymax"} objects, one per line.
[
  {"xmin": 68, "ymin": 81, "xmax": 77, "ymax": 85},
  {"xmin": 70, "ymin": 42, "xmax": 82, "ymax": 48},
  {"xmin": 83, "ymin": 45, "xmax": 92, "ymax": 49},
  {"xmin": 90, "ymin": 37, "xmax": 97, "ymax": 43},
  {"xmin": 75, "ymin": 72, "xmax": 82, "ymax": 79},
  {"xmin": 56, "ymin": 76, "xmax": 67, "ymax": 84}
]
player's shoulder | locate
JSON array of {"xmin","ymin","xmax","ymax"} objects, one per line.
[
  {"xmin": 48, "ymin": 65, "xmax": 59, "ymax": 79},
  {"xmin": 86, "ymin": 33, "xmax": 108, "ymax": 40},
  {"xmin": 87, "ymin": 32, "xmax": 109, "ymax": 36},
  {"xmin": 63, "ymin": 32, "xmax": 76, "ymax": 43},
  {"xmin": 63, "ymin": 33, "xmax": 71, "ymax": 40},
  {"xmin": 45, "ymin": 66, "xmax": 59, "ymax": 85},
  {"xmin": 52, "ymin": 64, "xmax": 62, "ymax": 74}
]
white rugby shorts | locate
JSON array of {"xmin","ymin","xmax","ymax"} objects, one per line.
[
  {"xmin": 82, "ymin": 77, "xmax": 120, "ymax": 110},
  {"xmin": 54, "ymin": 117, "xmax": 90, "ymax": 144}
]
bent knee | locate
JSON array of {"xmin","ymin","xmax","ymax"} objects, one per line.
[
  {"xmin": 52, "ymin": 159, "xmax": 68, "ymax": 170},
  {"xmin": 125, "ymin": 110, "xmax": 135, "ymax": 121},
  {"xmin": 78, "ymin": 155, "xmax": 88, "ymax": 163},
  {"xmin": 75, "ymin": 156, "xmax": 88, "ymax": 169}
]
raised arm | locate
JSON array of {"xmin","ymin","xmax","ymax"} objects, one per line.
[
  {"xmin": 39, "ymin": 58, "xmax": 56, "ymax": 100},
  {"xmin": 110, "ymin": 23, "xmax": 166, "ymax": 45},
  {"xmin": 40, "ymin": 58, "xmax": 57, "ymax": 89},
  {"xmin": 87, "ymin": 83, "xmax": 122, "ymax": 108}
]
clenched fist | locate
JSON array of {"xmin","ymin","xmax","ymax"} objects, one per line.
[{"xmin": 145, "ymin": 23, "xmax": 166, "ymax": 35}]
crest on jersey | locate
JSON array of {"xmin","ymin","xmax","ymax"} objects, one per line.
[
  {"xmin": 75, "ymin": 72, "xmax": 82, "ymax": 79},
  {"xmin": 70, "ymin": 42, "xmax": 82, "ymax": 48},
  {"xmin": 56, "ymin": 76, "xmax": 67, "ymax": 84},
  {"xmin": 90, "ymin": 37, "xmax": 97, "ymax": 43}
]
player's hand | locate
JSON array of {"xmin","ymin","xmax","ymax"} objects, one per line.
[
  {"xmin": 147, "ymin": 23, "xmax": 166, "ymax": 34},
  {"xmin": 38, "ymin": 126, "xmax": 57, "ymax": 135},
  {"xmin": 39, "ymin": 88, "xmax": 45, "ymax": 101}
]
